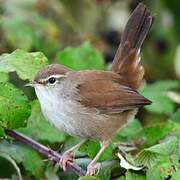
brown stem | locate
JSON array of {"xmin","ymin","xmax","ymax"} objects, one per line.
[{"xmin": 5, "ymin": 129, "xmax": 86, "ymax": 176}]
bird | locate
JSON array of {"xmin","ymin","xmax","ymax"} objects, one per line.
[{"xmin": 27, "ymin": 3, "xmax": 153, "ymax": 176}]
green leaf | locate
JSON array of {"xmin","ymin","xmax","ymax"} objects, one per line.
[
  {"xmin": 115, "ymin": 119, "xmax": 143, "ymax": 141},
  {"xmin": 146, "ymin": 161, "xmax": 174, "ymax": 180},
  {"xmin": 145, "ymin": 136, "xmax": 178, "ymax": 155},
  {"xmin": 142, "ymin": 122, "xmax": 174, "ymax": 146},
  {"xmin": 62, "ymin": 137, "xmax": 82, "ymax": 153},
  {"xmin": 0, "ymin": 49, "xmax": 48, "ymax": 80},
  {"xmin": 115, "ymin": 176, "xmax": 126, "ymax": 180},
  {"xmin": 141, "ymin": 81, "xmax": 180, "ymax": 114},
  {"xmin": 136, "ymin": 137, "xmax": 179, "ymax": 168},
  {"xmin": 78, "ymin": 176, "xmax": 100, "ymax": 180},
  {"xmin": 80, "ymin": 140, "xmax": 114, "ymax": 161},
  {"xmin": 172, "ymin": 170, "xmax": 180, "ymax": 180},
  {"xmin": 0, "ymin": 126, "xmax": 5, "ymax": 137},
  {"xmin": 44, "ymin": 164, "xmax": 59, "ymax": 180},
  {"xmin": 18, "ymin": 100, "xmax": 66, "ymax": 143},
  {"xmin": 0, "ymin": 82, "xmax": 31, "ymax": 129},
  {"xmin": 0, "ymin": 140, "xmax": 44, "ymax": 177},
  {"xmin": 126, "ymin": 170, "xmax": 146, "ymax": 180},
  {"xmin": 0, "ymin": 72, "xmax": 9, "ymax": 82},
  {"xmin": 97, "ymin": 167, "xmax": 111, "ymax": 180},
  {"xmin": 0, "ymin": 153, "xmax": 22, "ymax": 179},
  {"xmin": 56, "ymin": 42, "xmax": 105, "ymax": 70},
  {"xmin": 169, "ymin": 109, "xmax": 180, "ymax": 123}
]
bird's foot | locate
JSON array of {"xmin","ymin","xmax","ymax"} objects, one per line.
[
  {"xmin": 59, "ymin": 152, "xmax": 74, "ymax": 171},
  {"xmin": 86, "ymin": 162, "xmax": 101, "ymax": 176}
]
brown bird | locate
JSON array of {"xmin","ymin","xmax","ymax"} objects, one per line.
[{"xmin": 28, "ymin": 3, "xmax": 153, "ymax": 176}]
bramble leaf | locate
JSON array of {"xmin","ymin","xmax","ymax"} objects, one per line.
[
  {"xmin": 56, "ymin": 42, "xmax": 105, "ymax": 70},
  {"xmin": 142, "ymin": 122, "xmax": 174, "ymax": 146},
  {"xmin": 0, "ymin": 140, "xmax": 44, "ymax": 177},
  {"xmin": 135, "ymin": 137, "xmax": 179, "ymax": 168},
  {"xmin": 0, "ymin": 49, "xmax": 48, "ymax": 80},
  {"xmin": 141, "ymin": 81, "xmax": 180, "ymax": 115},
  {"xmin": 0, "ymin": 82, "xmax": 30, "ymax": 130}
]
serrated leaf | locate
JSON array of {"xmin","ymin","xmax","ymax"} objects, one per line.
[
  {"xmin": 0, "ymin": 49, "xmax": 48, "ymax": 80},
  {"xmin": 135, "ymin": 150, "xmax": 160, "ymax": 168},
  {"xmin": 141, "ymin": 81, "xmax": 180, "ymax": 114},
  {"xmin": 0, "ymin": 82, "xmax": 31, "ymax": 129},
  {"xmin": 136, "ymin": 137, "xmax": 179, "ymax": 168},
  {"xmin": 56, "ymin": 42, "xmax": 105, "ymax": 70},
  {"xmin": 0, "ymin": 140, "xmax": 44, "ymax": 177},
  {"xmin": 0, "ymin": 72, "xmax": 9, "ymax": 82},
  {"xmin": 18, "ymin": 100, "xmax": 66, "ymax": 143},
  {"xmin": 145, "ymin": 136, "xmax": 178, "ymax": 155}
]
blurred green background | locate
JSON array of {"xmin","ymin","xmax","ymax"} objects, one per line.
[
  {"xmin": 0, "ymin": 0, "xmax": 179, "ymax": 179},
  {"xmin": 0, "ymin": 0, "xmax": 180, "ymax": 80}
]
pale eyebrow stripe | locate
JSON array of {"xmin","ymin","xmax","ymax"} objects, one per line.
[{"xmin": 42, "ymin": 74, "xmax": 66, "ymax": 82}]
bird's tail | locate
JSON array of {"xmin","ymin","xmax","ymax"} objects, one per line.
[{"xmin": 111, "ymin": 3, "xmax": 153, "ymax": 90}]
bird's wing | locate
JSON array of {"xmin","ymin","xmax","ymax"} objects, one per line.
[{"xmin": 68, "ymin": 71, "xmax": 151, "ymax": 114}]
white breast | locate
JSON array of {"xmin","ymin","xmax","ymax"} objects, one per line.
[{"xmin": 34, "ymin": 81, "xmax": 136, "ymax": 140}]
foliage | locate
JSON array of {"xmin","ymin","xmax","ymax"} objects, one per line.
[
  {"xmin": 0, "ymin": 82, "xmax": 30, "ymax": 129},
  {"xmin": 141, "ymin": 80, "xmax": 180, "ymax": 115},
  {"xmin": 0, "ymin": 0, "xmax": 60, "ymax": 55},
  {"xmin": 56, "ymin": 42, "xmax": 105, "ymax": 70},
  {"xmin": 0, "ymin": 0, "xmax": 179, "ymax": 179},
  {"xmin": 0, "ymin": 140, "xmax": 44, "ymax": 178},
  {"xmin": 0, "ymin": 49, "xmax": 48, "ymax": 80}
]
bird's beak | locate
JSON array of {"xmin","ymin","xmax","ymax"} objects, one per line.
[{"xmin": 25, "ymin": 81, "xmax": 36, "ymax": 87}]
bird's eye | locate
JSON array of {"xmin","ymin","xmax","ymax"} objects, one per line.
[{"xmin": 48, "ymin": 77, "xmax": 56, "ymax": 84}]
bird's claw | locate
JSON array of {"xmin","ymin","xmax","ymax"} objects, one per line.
[
  {"xmin": 59, "ymin": 152, "xmax": 74, "ymax": 171},
  {"xmin": 86, "ymin": 162, "xmax": 101, "ymax": 176}
]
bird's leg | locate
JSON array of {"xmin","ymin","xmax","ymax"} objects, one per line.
[
  {"xmin": 60, "ymin": 139, "xmax": 87, "ymax": 171},
  {"xmin": 86, "ymin": 140, "xmax": 109, "ymax": 176}
]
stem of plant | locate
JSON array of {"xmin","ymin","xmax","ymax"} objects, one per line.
[{"xmin": 5, "ymin": 129, "xmax": 86, "ymax": 176}]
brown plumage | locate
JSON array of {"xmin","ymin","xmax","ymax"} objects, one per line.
[
  {"xmin": 32, "ymin": 3, "xmax": 153, "ymax": 176},
  {"xmin": 111, "ymin": 3, "xmax": 153, "ymax": 89},
  {"xmin": 68, "ymin": 71, "xmax": 151, "ymax": 114}
]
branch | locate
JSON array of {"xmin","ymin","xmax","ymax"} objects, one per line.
[{"xmin": 5, "ymin": 129, "xmax": 86, "ymax": 176}]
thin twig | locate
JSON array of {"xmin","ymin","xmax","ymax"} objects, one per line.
[{"xmin": 5, "ymin": 129, "xmax": 86, "ymax": 176}]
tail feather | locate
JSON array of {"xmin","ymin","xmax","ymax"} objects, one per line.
[{"xmin": 111, "ymin": 3, "xmax": 153, "ymax": 90}]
